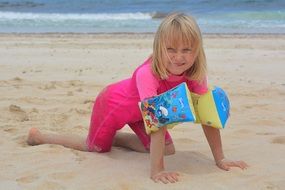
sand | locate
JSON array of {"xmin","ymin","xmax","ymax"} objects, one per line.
[{"xmin": 0, "ymin": 33, "xmax": 284, "ymax": 190}]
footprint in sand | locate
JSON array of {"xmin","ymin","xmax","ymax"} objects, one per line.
[
  {"xmin": 256, "ymin": 132, "xmax": 276, "ymax": 136},
  {"xmin": 16, "ymin": 174, "xmax": 39, "ymax": 184},
  {"xmin": 69, "ymin": 108, "xmax": 89, "ymax": 115},
  {"xmin": 69, "ymin": 80, "xmax": 83, "ymax": 87},
  {"xmin": 271, "ymin": 136, "xmax": 285, "ymax": 144},
  {"xmin": 83, "ymin": 99, "xmax": 93, "ymax": 104},
  {"xmin": 76, "ymin": 88, "xmax": 83, "ymax": 92},
  {"xmin": 75, "ymin": 108, "xmax": 89, "ymax": 115},
  {"xmin": 70, "ymin": 149, "xmax": 87, "ymax": 162},
  {"xmin": 36, "ymin": 181, "xmax": 64, "ymax": 189},
  {"xmin": 9, "ymin": 104, "xmax": 24, "ymax": 112},
  {"xmin": 175, "ymin": 138, "xmax": 197, "ymax": 144},
  {"xmin": 234, "ymin": 129, "xmax": 253, "ymax": 134},
  {"xmin": 39, "ymin": 82, "xmax": 57, "ymax": 90},
  {"xmin": 9, "ymin": 104, "xmax": 29, "ymax": 122},
  {"xmin": 12, "ymin": 77, "xmax": 23, "ymax": 82},
  {"xmin": 48, "ymin": 171, "xmax": 76, "ymax": 180},
  {"xmin": 67, "ymin": 91, "xmax": 74, "ymax": 96},
  {"xmin": 51, "ymin": 113, "xmax": 69, "ymax": 124},
  {"xmin": 265, "ymin": 180, "xmax": 285, "ymax": 190},
  {"xmin": 3, "ymin": 125, "xmax": 18, "ymax": 133}
]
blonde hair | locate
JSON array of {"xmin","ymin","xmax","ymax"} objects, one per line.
[{"xmin": 152, "ymin": 12, "xmax": 207, "ymax": 82}]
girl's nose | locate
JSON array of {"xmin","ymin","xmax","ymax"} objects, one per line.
[{"xmin": 173, "ymin": 52, "xmax": 184, "ymax": 62}]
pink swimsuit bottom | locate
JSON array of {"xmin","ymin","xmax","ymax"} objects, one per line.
[{"xmin": 86, "ymin": 79, "xmax": 172, "ymax": 153}]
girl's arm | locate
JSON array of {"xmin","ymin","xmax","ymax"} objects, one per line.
[
  {"xmin": 150, "ymin": 127, "xmax": 179, "ymax": 183},
  {"xmin": 202, "ymin": 125, "xmax": 249, "ymax": 170}
]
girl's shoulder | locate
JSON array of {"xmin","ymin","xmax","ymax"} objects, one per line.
[
  {"xmin": 135, "ymin": 58, "xmax": 158, "ymax": 81},
  {"xmin": 135, "ymin": 58, "xmax": 160, "ymax": 100},
  {"xmin": 186, "ymin": 77, "xmax": 208, "ymax": 95}
]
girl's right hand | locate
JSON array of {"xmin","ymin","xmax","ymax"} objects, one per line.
[
  {"xmin": 151, "ymin": 171, "xmax": 180, "ymax": 184},
  {"xmin": 216, "ymin": 158, "xmax": 249, "ymax": 171}
]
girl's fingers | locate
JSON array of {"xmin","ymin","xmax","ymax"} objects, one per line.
[
  {"xmin": 233, "ymin": 161, "xmax": 244, "ymax": 169},
  {"xmin": 151, "ymin": 172, "xmax": 180, "ymax": 184},
  {"xmin": 220, "ymin": 160, "xmax": 249, "ymax": 170},
  {"xmin": 171, "ymin": 172, "xmax": 179, "ymax": 182},
  {"xmin": 241, "ymin": 161, "xmax": 249, "ymax": 168},
  {"xmin": 159, "ymin": 176, "xmax": 169, "ymax": 184},
  {"xmin": 234, "ymin": 161, "xmax": 249, "ymax": 169},
  {"xmin": 227, "ymin": 161, "xmax": 240, "ymax": 168},
  {"xmin": 165, "ymin": 175, "xmax": 176, "ymax": 183},
  {"xmin": 152, "ymin": 177, "xmax": 159, "ymax": 183},
  {"xmin": 168, "ymin": 173, "xmax": 180, "ymax": 183}
]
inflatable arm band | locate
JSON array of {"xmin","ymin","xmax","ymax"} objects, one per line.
[
  {"xmin": 139, "ymin": 82, "xmax": 230, "ymax": 134},
  {"xmin": 139, "ymin": 82, "xmax": 196, "ymax": 134}
]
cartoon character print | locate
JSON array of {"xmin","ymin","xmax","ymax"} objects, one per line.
[
  {"xmin": 150, "ymin": 93, "xmax": 171, "ymax": 125},
  {"xmin": 141, "ymin": 86, "xmax": 189, "ymax": 128},
  {"xmin": 141, "ymin": 102, "xmax": 157, "ymax": 129}
]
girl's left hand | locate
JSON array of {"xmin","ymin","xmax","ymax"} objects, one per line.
[{"xmin": 216, "ymin": 158, "xmax": 249, "ymax": 171}]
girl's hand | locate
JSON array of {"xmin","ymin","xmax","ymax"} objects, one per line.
[
  {"xmin": 151, "ymin": 171, "xmax": 180, "ymax": 184},
  {"xmin": 216, "ymin": 158, "xmax": 249, "ymax": 171}
]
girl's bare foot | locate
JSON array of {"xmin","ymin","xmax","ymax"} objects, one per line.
[{"xmin": 27, "ymin": 128, "xmax": 43, "ymax": 145}]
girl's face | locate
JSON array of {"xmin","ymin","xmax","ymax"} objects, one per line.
[{"xmin": 165, "ymin": 41, "xmax": 195, "ymax": 76}]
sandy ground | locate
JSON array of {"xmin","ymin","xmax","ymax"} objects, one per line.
[{"xmin": 0, "ymin": 33, "xmax": 284, "ymax": 190}]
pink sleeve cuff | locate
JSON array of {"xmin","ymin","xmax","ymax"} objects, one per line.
[{"xmin": 189, "ymin": 77, "xmax": 208, "ymax": 95}]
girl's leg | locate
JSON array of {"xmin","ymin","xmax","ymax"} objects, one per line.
[
  {"xmin": 113, "ymin": 132, "xmax": 149, "ymax": 153},
  {"xmin": 121, "ymin": 121, "xmax": 175, "ymax": 155},
  {"xmin": 113, "ymin": 132, "xmax": 175, "ymax": 155},
  {"xmin": 27, "ymin": 127, "xmax": 88, "ymax": 151}
]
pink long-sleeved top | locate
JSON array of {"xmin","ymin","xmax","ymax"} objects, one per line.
[{"xmin": 86, "ymin": 57, "xmax": 208, "ymax": 152}]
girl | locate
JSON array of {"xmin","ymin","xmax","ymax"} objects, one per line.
[{"xmin": 27, "ymin": 13, "xmax": 248, "ymax": 184}]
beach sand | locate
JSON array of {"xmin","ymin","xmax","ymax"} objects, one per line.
[{"xmin": 0, "ymin": 33, "xmax": 284, "ymax": 190}]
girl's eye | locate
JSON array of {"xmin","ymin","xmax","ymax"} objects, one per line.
[
  {"xmin": 183, "ymin": 48, "xmax": 192, "ymax": 53},
  {"xmin": 167, "ymin": 48, "xmax": 176, "ymax": 53}
]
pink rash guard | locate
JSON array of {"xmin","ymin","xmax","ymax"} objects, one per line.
[{"xmin": 86, "ymin": 57, "xmax": 208, "ymax": 152}]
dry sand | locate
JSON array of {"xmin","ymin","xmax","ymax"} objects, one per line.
[{"xmin": 0, "ymin": 33, "xmax": 284, "ymax": 190}]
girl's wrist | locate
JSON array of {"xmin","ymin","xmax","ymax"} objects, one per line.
[
  {"xmin": 216, "ymin": 157, "xmax": 226, "ymax": 165},
  {"xmin": 151, "ymin": 168, "xmax": 164, "ymax": 177}
]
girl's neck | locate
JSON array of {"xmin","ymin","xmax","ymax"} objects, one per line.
[{"xmin": 167, "ymin": 72, "xmax": 185, "ymax": 82}]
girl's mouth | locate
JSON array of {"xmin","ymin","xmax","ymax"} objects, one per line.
[{"xmin": 174, "ymin": 62, "xmax": 185, "ymax": 66}]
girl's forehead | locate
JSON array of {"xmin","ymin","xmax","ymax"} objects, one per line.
[{"xmin": 165, "ymin": 36, "xmax": 192, "ymax": 47}]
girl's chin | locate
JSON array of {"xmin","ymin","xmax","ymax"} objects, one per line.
[
  {"xmin": 167, "ymin": 66, "xmax": 187, "ymax": 76},
  {"xmin": 168, "ymin": 70, "xmax": 184, "ymax": 76}
]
